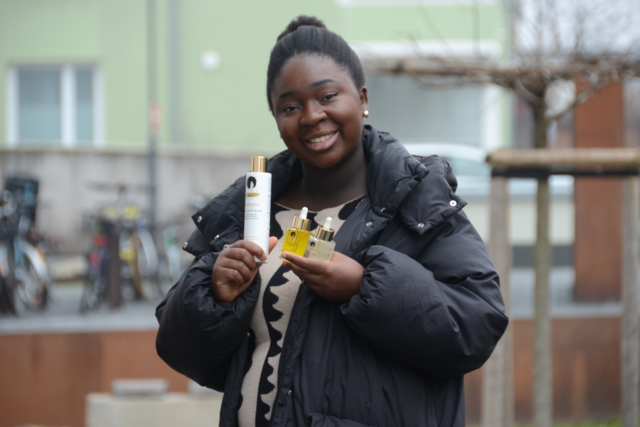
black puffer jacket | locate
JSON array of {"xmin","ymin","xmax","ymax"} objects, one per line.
[{"xmin": 156, "ymin": 125, "xmax": 508, "ymax": 427}]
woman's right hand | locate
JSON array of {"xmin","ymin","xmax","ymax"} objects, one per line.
[{"xmin": 211, "ymin": 237, "xmax": 278, "ymax": 303}]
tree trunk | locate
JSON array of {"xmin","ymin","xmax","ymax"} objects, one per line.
[
  {"xmin": 621, "ymin": 176, "xmax": 639, "ymax": 427},
  {"xmin": 532, "ymin": 106, "xmax": 553, "ymax": 427},
  {"xmin": 483, "ymin": 176, "xmax": 513, "ymax": 427}
]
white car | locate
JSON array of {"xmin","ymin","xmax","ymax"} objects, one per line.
[
  {"xmin": 402, "ymin": 143, "xmax": 574, "ymax": 198},
  {"xmin": 402, "ymin": 143, "xmax": 575, "ymax": 258}
]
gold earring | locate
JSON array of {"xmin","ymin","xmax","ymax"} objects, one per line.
[{"xmin": 363, "ymin": 110, "xmax": 370, "ymax": 118}]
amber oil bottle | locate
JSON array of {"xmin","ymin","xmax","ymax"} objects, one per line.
[{"xmin": 280, "ymin": 207, "xmax": 312, "ymax": 258}]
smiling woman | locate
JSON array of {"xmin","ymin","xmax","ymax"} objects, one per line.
[
  {"xmin": 155, "ymin": 15, "xmax": 508, "ymax": 427},
  {"xmin": 272, "ymin": 55, "xmax": 369, "ymax": 207}
]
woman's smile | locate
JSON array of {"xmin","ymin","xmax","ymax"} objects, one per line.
[{"xmin": 303, "ymin": 130, "xmax": 338, "ymax": 152}]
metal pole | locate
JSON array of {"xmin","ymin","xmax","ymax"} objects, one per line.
[
  {"xmin": 483, "ymin": 176, "xmax": 513, "ymax": 427},
  {"xmin": 147, "ymin": 0, "xmax": 158, "ymax": 237},
  {"xmin": 534, "ymin": 177, "xmax": 552, "ymax": 427},
  {"xmin": 168, "ymin": 0, "xmax": 181, "ymax": 145},
  {"xmin": 621, "ymin": 176, "xmax": 639, "ymax": 427}
]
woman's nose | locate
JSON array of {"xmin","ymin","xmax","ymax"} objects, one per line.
[{"xmin": 300, "ymin": 102, "xmax": 326, "ymax": 126}]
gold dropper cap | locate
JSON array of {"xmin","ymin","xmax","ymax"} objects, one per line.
[
  {"xmin": 251, "ymin": 156, "xmax": 268, "ymax": 173},
  {"xmin": 313, "ymin": 217, "xmax": 335, "ymax": 241},
  {"xmin": 291, "ymin": 207, "xmax": 312, "ymax": 231},
  {"xmin": 292, "ymin": 216, "xmax": 312, "ymax": 231}
]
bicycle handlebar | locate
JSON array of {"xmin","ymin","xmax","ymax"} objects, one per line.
[{"xmin": 86, "ymin": 181, "xmax": 151, "ymax": 194}]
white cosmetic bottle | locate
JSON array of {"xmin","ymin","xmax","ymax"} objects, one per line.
[{"xmin": 244, "ymin": 156, "xmax": 271, "ymax": 262}]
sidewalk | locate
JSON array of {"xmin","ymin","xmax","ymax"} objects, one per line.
[
  {"xmin": 0, "ymin": 254, "xmax": 163, "ymax": 334},
  {"xmin": 0, "ymin": 281, "xmax": 162, "ymax": 334},
  {"xmin": 0, "ymin": 261, "xmax": 632, "ymax": 334}
]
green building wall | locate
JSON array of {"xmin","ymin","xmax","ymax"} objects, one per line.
[{"xmin": 0, "ymin": 0, "xmax": 508, "ymax": 154}]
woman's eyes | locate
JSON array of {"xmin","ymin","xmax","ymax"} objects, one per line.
[
  {"xmin": 322, "ymin": 92, "xmax": 338, "ymax": 102},
  {"xmin": 280, "ymin": 92, "xmax": 338, "ymax": 113}
]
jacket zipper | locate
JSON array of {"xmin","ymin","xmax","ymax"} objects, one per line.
[
  {"xmin": 269, "ymin": 221, "xmax": 387, "ymax": 426},
  {"xmin": 269, "ymin": 222, "xmax": 386, "ymax": 426},
  {"xmin": 269, "ymin": 290, "xmax": 314, "ymax": 427}
]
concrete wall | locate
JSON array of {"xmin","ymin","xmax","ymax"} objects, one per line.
[
  {"xmin": 0, "ymin": 318, "xmax": 628, "ymax": 427},
  {"xmin": 86, "ymin": 393, "xmax": 223, "ymax": 427},
  {"xmin": 0, "ymin": 149, "xmax": 575, "ymax": 256},
  {"xmin": 0, "ymin": 148, "xmax": 251, "ymax": 253}
]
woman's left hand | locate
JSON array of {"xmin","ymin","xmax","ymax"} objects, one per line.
[{"xmin": 281, "ymin": 251, "xmax": 364, "ymax": 302}]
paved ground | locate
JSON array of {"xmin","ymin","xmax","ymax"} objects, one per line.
[
  {"xmin": 0, "ymin": 281, "xmax": 164, "ymax": 334},
  {"xmin": 0, "ymin": 264, "xmax": 629, "ymax": 334}
]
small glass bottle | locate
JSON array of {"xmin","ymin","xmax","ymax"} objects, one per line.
[
  {"xmin": 304, "ymin": 217, "xmax": 335, "ymax": 261},
  {"xmin": 280, "ymin": 207, "xmax": 312, "ymax": 258}
]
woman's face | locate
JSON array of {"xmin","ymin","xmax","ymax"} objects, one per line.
[{"xmin": 270, "ymin": 54, "xmax": 368, "ymax": 169}]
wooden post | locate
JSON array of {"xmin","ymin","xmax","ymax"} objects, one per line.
[
  {"xmin": 534, "ymin": 178, "xmax": 552, "ymax": 427},
  {"xmin": 486, "ymin": 147, "xmax": 640, "ymax": 426},
  {"xmin": 483, "ymin": 176, "xmax": 514, "ymax": 427},
  {"xmin": 621, "ymin": 176, "xmax": 639, "ymax": 427}
]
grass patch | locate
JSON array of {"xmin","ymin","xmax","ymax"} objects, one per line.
[{"xmin": 517, "ymin": 419, "xmax": 620, "ymax": 427}]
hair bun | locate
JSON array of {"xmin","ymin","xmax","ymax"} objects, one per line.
[{"xmin": 277, "ymin": 15, "xmax": 327, "ymax": 41}]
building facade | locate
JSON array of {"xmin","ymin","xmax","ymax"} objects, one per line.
[
  {"xmin": 0, "ymin": 0, "xmax": 511, "ymax": 252},
  {"xmin": 1, "ymin": 0, "xmax": 509, "ymax": 153}
]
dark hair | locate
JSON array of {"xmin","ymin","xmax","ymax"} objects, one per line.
[{"xmin": 266, "ymin": 15, "xmax": 365, "ymax": 111}]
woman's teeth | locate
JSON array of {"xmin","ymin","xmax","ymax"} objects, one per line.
[{"xmin": 308, "ymin": 133, "xmax": 335, "ymax": 143}]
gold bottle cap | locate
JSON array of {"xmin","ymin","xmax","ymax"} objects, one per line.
[
  {"xmin": 291, "ymin": 207, "xmax": 312, "ymax": 231},
  {"xmin": 313, "ymin": 217, "xmax": 335, "ymax": 242},
  {"xmin": 251, "ymin": 156, "xmax": 268, "ymax": 173}
]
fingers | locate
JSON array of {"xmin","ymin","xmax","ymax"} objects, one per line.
[
  {"xmin": 229, "ymin": 240, "xmax": 268, "ymax": 262},
  {"xmin": 268, "ymin": 236, "xmax": 278, "ymax": 254},
  {"xmin": 281, "ymin": 250, "xmax": 363, "ymax": 303},
  {"xmin": 282, "ymin": 256, "xmax": 328, "ymax": 290},
  {"xmin": 280, "ymin": 252, "xmax": 328, "ymax": 275},
  {"xmin": 283, "ymin": 260, "xmax": 334, "ymax": 298},
  {"xmin": 284, "ymin": 258, "xmax": 311, "ymax": 281},
  {"xmin": 222, "ymin": 247, "xmax": 258, "ymax": 270},
  {"xmin": 219, "ymin": 258, "xmax": 254, "ymax": 283}
]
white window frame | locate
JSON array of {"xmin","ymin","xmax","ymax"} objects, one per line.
[
  {"xmin": 6, "ymin": 64, "xmax": 104, "ymax": 148},
  {"xmin": 351, "ymin": 40, "xmax": 504, "ymax": 150}
]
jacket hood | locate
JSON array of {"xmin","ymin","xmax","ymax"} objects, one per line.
[
  {"xmin": 191, "ymin": 125, "xmax": 466, "ymax": 245},
  {"xmin": 362, "ymin": 126, "xmax": 465, "ymax": 235}
]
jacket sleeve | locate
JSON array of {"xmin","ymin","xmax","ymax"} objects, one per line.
[
  {"xmin": 155, "ymin": 249, "xmax": 259, "ymax": 390},
  {"xmin": 340, "ymin": 211, "xmax": 508, "ymax": 378}
]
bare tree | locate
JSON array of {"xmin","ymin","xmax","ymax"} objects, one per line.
[{"xmin": 360, "ymin": 1, "xmax": 640, "ymax": 426}]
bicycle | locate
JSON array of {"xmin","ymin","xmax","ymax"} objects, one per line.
[
  {"xmin": 0, "ymin": 179, "xmax": 51, "ymax": 315},
  {"xmin": 80, "ymin": 183, "xmax": 177, "ymax": 312},
  {"xmin": 159, "ymin": 226, "xmax": 183, "ymax": 288}
]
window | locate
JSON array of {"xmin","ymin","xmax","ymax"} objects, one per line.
[
  {"xmin": 366, "ymin": 73, "xmax": 497, "ymax": 147},
  {"xmin": 353, "ymin": 40, "xmax": 503, "ymax": 150},
  {"xmin": 7, "ymin": 65, "xmax": 102, "ymax": 147}
]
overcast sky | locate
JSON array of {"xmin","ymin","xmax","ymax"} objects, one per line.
[{"xmin": 513, "ymin": 0, "xmax": 639, "ymax": 56}]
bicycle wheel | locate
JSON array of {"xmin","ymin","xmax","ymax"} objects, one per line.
[
  {"xmin": 14, "ymin": 242, "xmax": 50, "ymax": 310},
  {"xmin": 80, "ymin": 270, "xmax": 105, "ymax": 313},
  {"xmin": 159, "ymin": 245, "xmax": 183, "ymax": 292},
  {"xmin": 131, "ymin": 231, "xmax": 161, "ymax": 301},
  {"xmin": 0, "ymin": 276, "xmax": 17, "ymax": 315},
  {"xmin": 79, "ymin": 247, "xmax": 107, "ymax": 313},
  {"xmin": 0, "ymin": 244, "xmax": 17, "ymax": 315}
]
